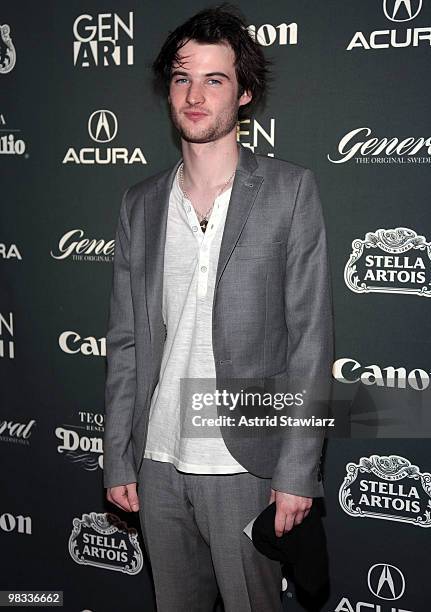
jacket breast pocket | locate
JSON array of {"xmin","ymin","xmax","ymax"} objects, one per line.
[{"xmin": 234, "ymin": 241, "xmax": 284, "ymax": 260}]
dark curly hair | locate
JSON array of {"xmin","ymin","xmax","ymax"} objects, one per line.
[{"xmin": 152, "ymin": 4, "xmax": 271, "ymax": 119}]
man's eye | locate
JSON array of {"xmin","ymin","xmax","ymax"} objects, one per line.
[
  {"xmin": 208, "ymin": 79, "xmax": 221, "ymax": 85},
  {"xmin": 174, "ymin": 78, "xmax": 188, "ymax": 84}
]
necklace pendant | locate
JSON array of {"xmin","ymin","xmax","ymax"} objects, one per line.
[{"xmin": 200, "ymin": 218, "xmax": 208, "ymax": 233}]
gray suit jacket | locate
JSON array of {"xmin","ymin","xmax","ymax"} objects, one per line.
[{"xmin": 103, "ymin": 144, "xmax": 334, "ymax": 497}]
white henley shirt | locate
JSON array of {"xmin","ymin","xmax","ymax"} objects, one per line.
[{"xmin": 143, "ymin": 167, "xmax": 247, "ymax": 474}]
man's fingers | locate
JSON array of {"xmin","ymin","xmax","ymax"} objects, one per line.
[
  {"xmin": 272, "ymin": 492, "xmax": 314, "ymax": 536},
  {"xmin": 108, "ymin": 488, "xmax": 130, "ymax": 511},
  {"xmin": 106, "ymin": 483, "xmax": 139, "ymax": 512},
  {"xmin": 283, "ymin": 512, "xmax": 295, "ymax": 534},
  {"xmin": 126, "ymin": 482, "xmax": 140, "ymax": 512},
  {"xmin": 113, "ymin": 486, "xmax": 132, "ymax": 511},
  {"xmin": 110, "ymin": 499, "xmax": 129, "ymax": 512},
  {"xmin": 274, "ymin": 509, "xmax": 288, "ymax": 537}
]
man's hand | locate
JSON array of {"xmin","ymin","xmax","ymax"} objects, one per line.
[
  {"xmin": 269, "ymin": 488, "xmax": 312, "ymax": 537},
  {"xmin": 106, "ymin": 482, "xmax": 140, "ymax": 512}
]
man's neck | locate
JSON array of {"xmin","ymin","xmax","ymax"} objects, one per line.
[{"xmin": 180, "ymin": 131, "xmax": 239, "ymax": 191}]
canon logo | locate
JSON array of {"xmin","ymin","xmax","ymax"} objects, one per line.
[
  {"xmin": 333, "ymin": 358, "xmax": 430, "ymax": 390},
  {"xmin": 0, "ymin": 512, "xmax": 32, "ymax": 535},
  {"xmin": 247, "ymin": 22, "xmax": 297, "ymax": 46},
  {"xmin": 59, "ymin": 331, "xmax": 106, "ymax": 356}
]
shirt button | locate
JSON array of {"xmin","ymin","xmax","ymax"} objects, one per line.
[
  {"xmin": 201, "ymin": 266, "xmax": 207, "ymax": 273},
  {"xmin": 192, "ymin": 226, "xmax": 198, "ymax": 232}
]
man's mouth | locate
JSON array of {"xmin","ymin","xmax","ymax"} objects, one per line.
[{"xmin": 184, "ymin": 111, "xmax": 208, "ymax": 122}]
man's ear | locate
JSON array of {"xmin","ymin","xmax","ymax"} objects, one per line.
[{"xmin": 239, "ymin": 89, "xmax": 252, "ymax": 108}]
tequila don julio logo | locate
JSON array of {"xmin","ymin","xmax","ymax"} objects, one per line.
[
  {"xmin": 0, "ymin": 114, "xmax": 27, "ymax": 157},
  {"xmin": 339, "ymin": 454, "xmax": 431, "ymax": 527},
  {"xmin": 55, "ymin": 411, "xmax": 104, "ymax": 471},
  {"xmin": 344, "ymin": 227, "xmax": 431, "ymax": 297}
]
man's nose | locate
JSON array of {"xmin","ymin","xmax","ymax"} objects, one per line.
[{"xmin": 186, "ymin": 82, "xmax": 204, "ymax": 105}]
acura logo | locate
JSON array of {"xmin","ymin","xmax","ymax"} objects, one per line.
[
  {"xmin": 367, "ymin": 563, "xmax": 405, "ymax": 600},
  {"xmin": 88, "ymin": 110, "xmax": 118, "ymax": 143},
  {"xmin": 383, "ymin": 0, "xmax": 422, "ymax": 22}
]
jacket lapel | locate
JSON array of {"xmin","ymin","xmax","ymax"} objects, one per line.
[
  {"xmin": 144, "ymin": 145, "xmax": 263, "ymax": 344},
  {"xmin": 144, "ymin": 158, "xmax": 181, "ymax": 344},
  {"xmin": 214, "ymin": 145, "xmax": 263, "ymax": 293}
]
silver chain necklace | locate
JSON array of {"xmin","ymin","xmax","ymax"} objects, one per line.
[{"xmin": 178, "ymin": 162, "xmax": 235, "ymax": 233}]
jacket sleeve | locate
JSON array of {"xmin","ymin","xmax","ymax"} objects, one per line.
[
  {"xmin": 270, "ymin": 168, "xmax": 334, "ymax": 498},
  {"xmin": 103, "ymin": 187, "xmax": 139, "ymax": 489}
]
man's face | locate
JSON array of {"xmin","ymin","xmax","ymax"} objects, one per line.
[{"xmin": 168, "ymin": 39, "xmax": 251, "ymax": 144}]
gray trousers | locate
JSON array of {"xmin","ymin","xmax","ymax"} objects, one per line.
[{"xmin": 137, "ymin": 458, "xmax": 283, "ymax": 612}]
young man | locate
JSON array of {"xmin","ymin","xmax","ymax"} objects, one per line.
[{"xmin": 104, "ymin": 6, "xmax": 333, "ymax": 612}]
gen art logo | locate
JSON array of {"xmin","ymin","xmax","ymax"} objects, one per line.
[
  {"xmin": 73, "ymin": 12, "xmax": 134, "ymax": 67},
  {"xmin": 237, "ymin": 116, "xmax": 276, "ymax": 157}
]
